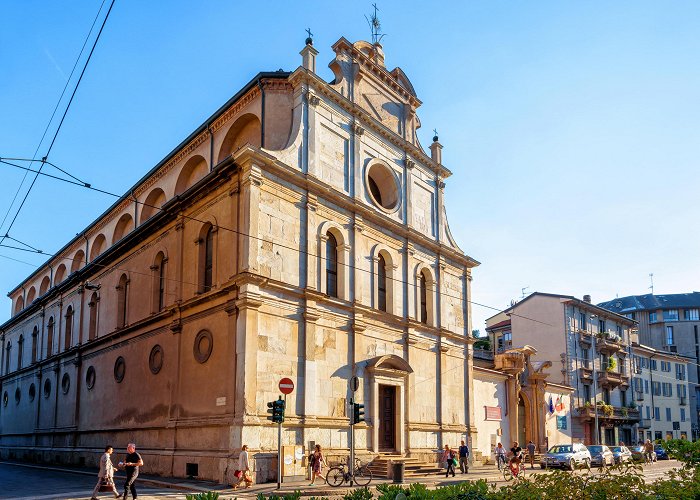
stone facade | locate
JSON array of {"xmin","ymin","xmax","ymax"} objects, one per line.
[{"xmin": 0, "ymin": 37, "xmax": 478, "ymax": 483}]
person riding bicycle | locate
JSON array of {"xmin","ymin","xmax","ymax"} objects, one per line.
[
  {"xmin": 495, "ymin": 442, "xmax": 507, "ymax": 470},
  {"xmin": 509, "ymin": 441, "xmax": 523, "ymax": 477},
  {"xmin": 643, "ymin": 439, "xmax": 654, "ymax": 464}
]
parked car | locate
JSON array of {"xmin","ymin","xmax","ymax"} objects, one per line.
[
  {"xmin": 587, "ymin": 445, "xmax": 615, "ymax": 467},
  {"xmin": 541, "ymin": 443, "xmax": 592, "ymax": 470},
  {"xmin": 654, "ymin": 445, "xmax": 670, "ymax": 460},
  {"xmin": 610, "ymin": 446, "xmax": 632, "ymax": 464},
  {"xmin": 631, "ymin": 445, "xmax": 656, "ymax": 463}
]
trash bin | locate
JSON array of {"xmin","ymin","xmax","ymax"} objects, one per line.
[{"xmin": 392, "ymin": 462, "xmax": 405, "ymax": 484}]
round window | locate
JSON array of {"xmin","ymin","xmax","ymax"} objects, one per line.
[
  {"xmin": 28, "ymin": 383, "xmax": 36, "ymax": 402},
  {"xmin": 14, "ymin": 387, "xmax": 20, "ymax": 405},
  {"xmin": 86, "ymin": 366, "xmax": 96, "ymax": 390},
  {"xmin": 61, "ymin": 373, "xmax": 70, "ymax": 394},
  {"xmin": 114, "ymin": 357, "xmax": 126, "ymax": 383},
  {"xmin": 365, "ymin": 162, "xmax": 400, "ymax": 212},
  {"xmin": 149, "ymin": 345, "xmax": 164, "ymax": 374},
  {"xmin": 43, "ymin": 379, "xmax": 51, "ymax": 399},
  {"xmin": 193, "ymin": 330, "xmax": 213, "ymax": 364}
]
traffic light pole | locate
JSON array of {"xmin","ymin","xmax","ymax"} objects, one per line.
[
  {"xmin": 349, "ymin": 399, "xmax": 354, "ymax": 486},
  {"xmin": 277, "ymin": 418, "xmax": 282, "ymax": 490}
]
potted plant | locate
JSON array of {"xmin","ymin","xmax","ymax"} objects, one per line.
[
  {"xmin": 602, "ymin": 404, "xmax": 614, "ymax": 417},
  {"xmin": 607, "ymin": 357, "xmax": 617, "ymax": 372},
  {"xmin": 621, "ymin": 407, "xmax": 629, "ymax": 417}
]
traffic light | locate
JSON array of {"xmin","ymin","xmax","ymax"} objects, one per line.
[
  {"xmin": 267, "ymin": 396, "xmax": 286, "ymax": 423},
  {"xmin": 352, "ymin": 402, "xmax": 365, "ymax": 425}
]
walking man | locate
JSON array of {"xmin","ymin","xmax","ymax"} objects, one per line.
[
  {"xmin": 121, "ymin": 443, "xmax": 144, "ymax": 500},
  {"xmin": 458, "ymin": 440, "xmax": 470, "ymax": 474},
  {"xmin": 526, "ymin": 440, "xmax": 536, "ymax": 469},
  {"xmin": 91, "ymin": 445, "xmax": 120, "ymax": 500}
]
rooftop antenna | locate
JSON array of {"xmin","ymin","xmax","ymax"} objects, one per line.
[
  {"xmin": 365, "ymin": 3, "xmax": 387, "ymax": 45},
  {"xmin": 649, "ymin": 273, "xmax": 654, "ymax": 294},
  {"xmin": 521, "ymin": 286, "xmax": 530, "ymax": 300}
]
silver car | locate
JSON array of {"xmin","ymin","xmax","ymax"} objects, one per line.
[
  {"xmin": 610, "ymin": 446, "xmax": 632, "ymax": 464},
  {"xmin": 587, "ymin": 445, "xmax": 614, "ymax": 467},
  {"xmin": 541, "ymin": 443, "xmax": 592, "ymax": 470}
]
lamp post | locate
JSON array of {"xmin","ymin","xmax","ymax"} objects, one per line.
[{"xmin": 590, "ymin": 314, "xmax": 600, "ymax": 445}]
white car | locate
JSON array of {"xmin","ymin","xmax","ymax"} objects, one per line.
[{"xmin": 541, "ymin": 443, "xmax": 592, "ymax": 470}]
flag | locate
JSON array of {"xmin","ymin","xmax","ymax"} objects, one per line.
[
  {"xmin": 555, "ymin": 396, "xmax": 564, "ymax": 413},
  {"xmin": 548, "ymin": 395, "xmax": 554, "ymax": 414}
]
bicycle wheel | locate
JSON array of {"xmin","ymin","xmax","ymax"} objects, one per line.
[
  {"xmin": 354, "ymin": 465, "xmax": 372, "ymax": 486},
  {"xmin": 503, "ymin": 467, "xmax": 514, "ymax": 481},
  {"xmin": 326, "ymin": 466, "xmax": 346, "ymax": 487}
]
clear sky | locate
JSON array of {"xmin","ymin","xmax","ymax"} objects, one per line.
[{"xmin": 1, "ymin": 1, "xmax": 699, "ymax": 331}]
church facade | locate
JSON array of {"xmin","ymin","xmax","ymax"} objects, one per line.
[{"xmin": 0, "ymin": 37, "xmax": 478, "ymax": 482}]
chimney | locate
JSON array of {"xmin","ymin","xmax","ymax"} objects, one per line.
[
  {"xmin": 300, "ymin": 38, "xmax": 318, "ymax": 73},
  {"xmin": 430, "ymin": 133, "xmax": 442, "ymax": 164},
  {"xmin": 583, "ymin": 295, "xmax": 592, "ymax": 303}
]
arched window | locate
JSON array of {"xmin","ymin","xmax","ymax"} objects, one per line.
[
  {"xmin": 419, "ymin": 272, "xmax": 428, "ymax": 324},
  {"xmin": 88, "ymin": 292, "xmax": 99, "ymax": 341},
  {"xmin": 198, "ymin": 225, "xmax": 215, "ymax": 293},
  {"xmin": 46, "ymin": 317, "xmax": 54, "ymax": 357},
  {"xmin": 326, "ymin": 232, "xmax": 338, "ymax": 298},
  {"xmin": 4, "ymin": 342, "xmax": 11, "ymax": 375},
  {"xmin": 17, "ymin": 335, "xmax": 24, "ymax": 370},
  {"xmin": 117, "ymin": 274, "xmax": 129, "ymax": 329},
  {"xmin": 378, "ymin": 254, "xmax": 387, "ymax": 312},
  {"xmin": 31, "ymin": 326, "xmax": 38, "ymax": 363},
  {"xmin": 152, "ymin": 252, "xmax": 167, "ymax": 312},
  {"xmin": 64, "ymin": 306, "xmax": 73, "ymax": 350}
]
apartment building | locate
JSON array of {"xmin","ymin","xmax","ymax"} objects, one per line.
[
  {"xmin": 599, "ymin": 293, "xmax": 700, "ymax": 440},
  {"xmin": 631, "ymin": 344, "xmax": 692, "ymax": 443},
  {"xmin": 486, "ymin": 292, "xmax": 638, "ymax": 446}
]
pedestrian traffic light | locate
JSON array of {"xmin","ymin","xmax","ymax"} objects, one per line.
[
  {"xmin": 352, "ymin": 402, "xmax": 365, "ymax": 424},
  {"xmin": 267, "ymin": 396, "xmax": 286, "ymax": 423}
]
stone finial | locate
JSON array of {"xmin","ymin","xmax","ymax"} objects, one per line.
[
  {"xmin": 430, "ymin": 133, "xmax": 443, "ymax": 164},
  {"xmin": 300, "ymin": 33, "xmax": 319, "ymax": 73}
]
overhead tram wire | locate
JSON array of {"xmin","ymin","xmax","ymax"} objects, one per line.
[
  {"xmin": 0, "ymin": 156, "xmax": 554, "ymax": 328},
  {"xmin": 0, "ymin": 0, "xmax": 108, "ymax": 237},
  {"xmin": 0, "ymin": 0, "xmax": 116, "ymax": 248}
]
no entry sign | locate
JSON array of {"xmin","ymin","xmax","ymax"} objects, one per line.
[{"xmin": 279, "ymin": 378, "xmax": 294, "ymax": 395}]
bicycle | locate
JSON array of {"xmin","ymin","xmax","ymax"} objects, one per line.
[
  {"xmin": 503, "ymin": 460, "xmax": 525, "ymax": 481},
  {"xmin": 496, "ymin": 454, "xmax": 506, "ymax": 471},
  {"xmin": 326, "ymin": 458, "xmax": 373, "ymax": 487}
]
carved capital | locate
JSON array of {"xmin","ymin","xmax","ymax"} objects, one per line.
[
  {"xmin": 353, "ymin": 123, "xmax": 364, "ymax": 136},
  {"xmin": 307, "ymin": 91, "xmax": 320, "ymax": 106},
  {"xmin": 170, "ymin": 319, "xmax": 182, "ymax": 334},
  {"xmin": 405, "ymin": 159, "xmax": 415, "ymax": 170}
]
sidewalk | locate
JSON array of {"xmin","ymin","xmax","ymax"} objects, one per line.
[{"xmin": 0, "ymin": 460, "xmax": 545, "ymax": 498}]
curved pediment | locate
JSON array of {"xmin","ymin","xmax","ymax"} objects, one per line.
[{"xmin": 366, "ymin": 354, "xmax": 414, "ymax": 373}]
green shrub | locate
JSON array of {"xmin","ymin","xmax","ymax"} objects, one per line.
[
  {"xmin": 257, "ymin": 491, "xmax": 302, "ymax": 500},
  {"xmin": 185, "ymin": 493, "xmax": 219, "ymax": 500},
  {"xmin": 343, "ymin": 487, "xmax": 373, "ymax": 500}
]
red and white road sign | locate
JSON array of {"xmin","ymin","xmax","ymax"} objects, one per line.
[{"xmin": 279, "ymin": 378, "xmax": 294, "ymax": 395}]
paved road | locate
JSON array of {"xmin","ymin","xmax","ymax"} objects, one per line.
[
  {"xmin": 0, "ymin": 463, "xmax": 188, "ymax": 500},
  {"xmin": 0, "ymin": 459, "xmax": 686, "ymax": 499}
]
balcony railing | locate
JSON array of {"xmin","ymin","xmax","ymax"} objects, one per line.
[
  {"xmin": 579, "ymin": 366, "xmax": 593, "ymax": 381},
  {"xmin": 575, "ymin": 405, "xmax": 640, "ymax": 422},
  {"xmin": 598, "ymin": 370, "xmax": 628, "ymax": 387},
  {"xmin": 473, "ymin": 348, "xmax": 494, "ymax": 361},
  {"xmin": 596, "ymin": 337, "xmax": 623, "ymax": 354},
  {"xmin": 639, "ymin": 418, "xmax": 652, "ymax": 429}
]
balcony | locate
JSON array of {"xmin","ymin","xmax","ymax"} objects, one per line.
[
  {"xmin": 598, "ymin": 370, "xmax": 628, "ymax": 388},
  {"xmin": 578, "ymin": 331, "xmax": 592, "ymax": 348},
  {"xmin": 575, "ymin": 405, "xmax": 640, "ymax": 423},
  {"xmin": 579, "ymin": 366, "xmax": 593, "ymax": 381},
  {"xmin": 639, "ymin": 418, "xmax": 652, "ymax": 429},
  {"xmin": 596, "ymin": 335, "xmax": 623, "ymax": 355}
]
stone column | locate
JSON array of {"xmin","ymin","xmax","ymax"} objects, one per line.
[
  {"xmin": 235, "ymin": 283, "xmax": 263, "ymax": 424},
  {"xmin": 239, "ymin": 164, "xmax": 263, "ymax": 273}
]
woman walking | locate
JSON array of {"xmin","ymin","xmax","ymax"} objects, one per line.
[
  {"xmin": 309, "ymin": 444, "xmax": 326, "ymax": 485},
  {"xmin": 442, "ymin": 444, "xmax": 456, "ymax": 477}
]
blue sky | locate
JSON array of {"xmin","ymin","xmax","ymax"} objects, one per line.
[{"xmin": 1, "ymin": 1, "xmax": 699, "ymax": 331}]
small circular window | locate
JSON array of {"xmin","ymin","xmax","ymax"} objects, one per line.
[
  {"xmin": 28, "ymin": 383, "xmax": 36, "ymax": 402},
  {"xmin": 149, "ymin": 345, "xmax": 164, "ymax": 374},
  {"xmin": 86, "ymin": 366, "xmax": 96, "ymax": 390},
  {"xmin": 43, "ymin": 379, "xmax": 51, "ymax": 399},
  {"xmin": 193, "ymin": 330, "xmax": 213, "ymax": 364},
  {"xmin": 15, "ymin": 387, "xmax": 21, "ymax": 405},
  {"xmin": 61, "ymin": 373, "xmax": 70, "ymax": 394},
  {"xmin": 365, "ymin": 162, "xmax": 400, "ymax": 212},
  {"xmin": 114, "ymin": 357, "xmax": 126, "ymax": 383}
]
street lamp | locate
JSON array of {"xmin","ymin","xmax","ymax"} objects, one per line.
[{"xmin": 590, "ymin": 314, "xmax": 600, "ymax": 445}]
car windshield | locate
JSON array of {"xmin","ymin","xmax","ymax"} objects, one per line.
[
  {"xmin": 588, "ymin": 446, "xmax": 604, "ymax": 453},
  {"xmin": 654, "ymin": 445, "xmax": 664, "ymax": 450},
  {"xmin": 549, "ymin": 445, "xmax": 572, "ymax": 454},
  {"xmin": 635, "ymin": 446, "xmax": 645, "ymax": 452},
  {"xmin": 610, "ymin": 447, "xmax": 623, "ymax": 452}
]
